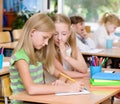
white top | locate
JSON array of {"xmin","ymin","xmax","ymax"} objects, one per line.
[
  {"xmin": 62, "ymin": 46, "xmax": 72, "ymax": 71},
  {"xmin": 93, "ymin": 25, "xmax": 120, "ymax": 48},
  {"xmin": 76, "ymin": 34, "xmax": 96, "ymax": 51}
]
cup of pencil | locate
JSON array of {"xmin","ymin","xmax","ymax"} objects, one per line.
[
  {"xmin": 90, "ymin": 66, "xmax": 102, "ymax": 78},
  {"xmin": 0, "ymin": 54, "xmax": 4, "ymax": 70},
  {"xmin": 0, "ymin": 47, "xmax": 4, "ymax": 70}
]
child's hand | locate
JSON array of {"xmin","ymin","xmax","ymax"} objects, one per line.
[
  {"xmin": 59, "ymin": 40, "xmax": 66, "ymax": 58},
  {"xmin": 52, "ymin": 80, "xmax": 66, "ymax": 86},
  {"xmin": 81, "ymin": 29, "xmax": 88, "ymax": 39},
  {"xmin": 68, "ymin": 81, "xmax": 85, "ymax": 93}
]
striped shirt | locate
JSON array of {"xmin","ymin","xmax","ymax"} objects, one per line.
[{"xmin": 9, "ymin": 49, "xmax": 44, "ymax": 104}]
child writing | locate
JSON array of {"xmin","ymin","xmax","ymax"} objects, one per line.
[
  {"xmin": 50, "ymin": 14, "xmax": 88, "ymax": 80},
  {"xmin": 70, "ymin": 15, "xmax": 96, "ymax": 51},
  {"xmin": 9, "ymin": 13, "xmax": 84, "ymax": 103},
  {"xmin": 93, "ymin": 12, "xmax": 120, "ymax": 48}
]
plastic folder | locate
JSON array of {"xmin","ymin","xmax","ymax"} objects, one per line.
[
  {"xmin": 92, "ymin": 72, "xmax": 120, "ymax": 80},
  {"xmin": 90, "ymin": 79, "xmax": 120, "ymax": 86}
]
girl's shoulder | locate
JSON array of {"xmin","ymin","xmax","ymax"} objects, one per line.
[{"xmin": 10, "ymin": 49, "xmax": 29, "ymax": 65}]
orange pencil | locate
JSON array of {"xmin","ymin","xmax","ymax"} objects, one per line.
[{"xmin": 60, "ymin": 73, "xmax": 76, "ymax": 82}]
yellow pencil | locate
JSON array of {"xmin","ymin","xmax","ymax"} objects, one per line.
[{"xmin": 60, "ymin": 73, "xmax": 76, "ymax": 82}]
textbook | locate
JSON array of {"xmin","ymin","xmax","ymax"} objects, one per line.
[
  {"xmin": 92, "ymin": 72, "xmax": 120, "ymax": 80},
  {"xmin": 91, "ymin": 85, "xmax": 120, "ymax": 90},
  {"xmin": 90, "ymin": 79, "xmax": 120, "ymax": 86}
]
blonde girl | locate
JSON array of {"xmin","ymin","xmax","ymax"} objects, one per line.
[
  {"xmin": 93, "ymin": 12, "xmax": 120, "ymax": 48},
  {"xmin": 10, "ymin": 13, "xmax": 83, "ymax": 103},
  {"xmin": 51, "ymin": 14, "xmax": 88, "ymax": 80}
]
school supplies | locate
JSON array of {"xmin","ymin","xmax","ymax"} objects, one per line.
[
  {"xmin": 90, "ymin": 78, "xmax": 120, "ymax": 86},
  {"xmin": 0, "ymin": 47, "xmax": 4, "ymax": 54},
  {"xmin": 92, "ymin": 73, "xmax": 120, "ymax": 80},
  {"xmin": 60, "ymin": 72, "xmax": 89, "ymax": 93},
  {"xmin": 56, "ymin": 89, "xmax": 90, "ymax": 96},
  {"xmin": 88, "ymin": 56, "xmax": 108, "ymax": 67},
  {"xmin": 60, "ymin": 73, "xmax": 76, "ymax": 82},
  {"xmin": 0, "ymin": 47, "xmax": 4, "ymax": 69},
  {"xmin": 91, "ymin": 85, "xmax": 120, "ymax": 89},
  {"xmin": 81, "ymin": 49, "xmax": 104, "ymax": 54}
]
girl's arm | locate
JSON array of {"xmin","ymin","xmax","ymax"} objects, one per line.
[
  {"xmin": 54, "ymin": 58, "xmax": 89, "ymax": 78},
  {"xmin": 63, "ymin": 48, "xmax": 88, "ymax": 73},
  {"xmin": 15, "ymin": 60, "xmax": 83, "ymax": 95}
]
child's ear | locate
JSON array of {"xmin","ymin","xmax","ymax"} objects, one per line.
[
  {"xmin": 30, "ymin": 29, "xmax": 36, "ymax": 37},
  {"xmin": 71, "ymin": 24, "xmax": 74, "ymax": 29}
]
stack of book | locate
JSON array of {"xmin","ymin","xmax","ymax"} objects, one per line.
[{"xmin": 90, "ymin": 72, "xmax": 120, "ymax": 86}]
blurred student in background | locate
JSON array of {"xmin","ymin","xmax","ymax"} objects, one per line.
[
  {"xmin": 93, "ymin": 12, "xmax": 120, "ymax": 48},
  {"xmin": 70, "ymin": 16, "xmax": 96, "ymax": 52},
  {"xmin": 93, "ymin": 12, "xmax": 120, "ymax": 68}
]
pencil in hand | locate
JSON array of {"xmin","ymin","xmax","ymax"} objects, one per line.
[{"xmin": 60, "ymin": 73, "xmax": 76, "ymax": 82}]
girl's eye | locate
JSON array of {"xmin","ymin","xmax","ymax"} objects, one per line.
[
  {"xmin": 43, "ymin": 36, "xmax": 48, "ymax": 39},
  {"xmin": 54, "ymin": 33, "xmax": 58, "ymax": 36},
  {"xmin": 62, "ymin": 33, "xmax": 66, "ymax": 36}
]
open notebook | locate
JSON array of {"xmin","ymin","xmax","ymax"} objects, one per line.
[{"xmin": 55, "ymin": 89, "xmax": 90, "ymax": 96}]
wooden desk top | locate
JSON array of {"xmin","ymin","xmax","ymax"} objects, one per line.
[
  {"xmin": 82, "ymin": 48, "xmax": 120, "ymax": 58},
  {"xmin": 0, "ymin": 41, "xmax": 18, "ymax": 49},
  {"xmin": 9, "ymin": 89, "xmax": 120, "ymax": 104},
  {"xmin": 9, "ymin": 69, "xmax": 120, "ymax": 104},
  {"xmin": 0, "ymin": 57, "xmax": 10, "ymax": 76}
]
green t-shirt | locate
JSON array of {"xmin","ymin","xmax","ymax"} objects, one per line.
[{"xmin": 9, "ymin": 49, "xmax": 44, "ymax": 104}]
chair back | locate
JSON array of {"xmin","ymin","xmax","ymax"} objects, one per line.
[
  {"xmin": 12, "ymin": 29, "xmax": 22, "ymax": 41},
  {"xmin": 1, "ymin": 74, "xmax": 12, "ymax": 104},
  {"xmin": 2, "ymin": 75, "xmax": 12, "ymax": 97},
  {"xmin": 0, "ymin": 32, "xmax": 11, "ymax": 43}
]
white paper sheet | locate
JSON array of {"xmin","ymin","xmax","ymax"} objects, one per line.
[
  {"xmin": 55, "ymin": 89, "xmax": 90, "ymax": 96},
  {"xmin": 81, "ymin": 49, "xmax": 104, "ymax": 53},
  {"xmin": 3, "ymin": 62, "xmax": 10, "ymax": 67}
]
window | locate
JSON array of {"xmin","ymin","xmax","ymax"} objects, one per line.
[
  {"xmin": 49, "ymin": 0, "xmax": 120, "ymax": 33},
  {"xmin": 62, "ymin": 0, "xmax": 120, "ymax": 32},
  {"xmin": 3, "ymin": 0, "xmax": 45, "ymax": 12}
]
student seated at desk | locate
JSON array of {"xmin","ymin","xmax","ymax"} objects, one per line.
[
  {"xmin": 93, "ymin": 12, "xmax": 120, "ymax": 48},
  {"xmin": 93, "ymin": 12, "xmax": 120, "ymax": 99},
  {"xmin": 9, "ymin": 13, "xmax": 84, "ymax": 104},
  {"xmin": 50, "ymin": 14, "xmax": 88, "ymax": 81},
  {"xmin": 70, "ymin": 15, "xmax": 96, "ymax": 51},
  {"xmin": 93, "ymin": 12, "xmax": 120, "ymax": 68}
]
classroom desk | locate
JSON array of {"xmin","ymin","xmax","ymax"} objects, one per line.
[
  {"xmin": 9, "ymin": 69, "xmax": 120, "ymax": 104},
  {"xmin": 82, "ymin": 47, "xmax": 120, "ymax": 58},
  {"xmin": 0, "ymin": 41, "xmax": 18, "ymax": 49}
]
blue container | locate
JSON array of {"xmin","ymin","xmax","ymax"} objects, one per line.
[
  {"xmin": 0, "ymin": 54, "xmax": 4, "ymax": 70},
  {"xmin": 90, "ymin": 66, "xmax": 102, "ymax": 78},
  {"xmin": 106, "ymin": 39, "xmax": 113, "ymax": 49}
]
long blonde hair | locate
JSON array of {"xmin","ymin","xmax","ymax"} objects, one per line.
[
  {"xmin": 13, "ymin": 13, "xmax": 55, "ymax": 74},
  {"xmin": 99, "ymin": 12, "xmax": 120, "ymax": 26},
  {"xmin": 51, "ymin": 14, "xmax": 77, "ymax": 63}
]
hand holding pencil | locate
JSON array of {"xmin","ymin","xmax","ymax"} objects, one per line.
[{"xmin": 60, "ymin": 73, "xmax": 86, "ymax": 92}]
